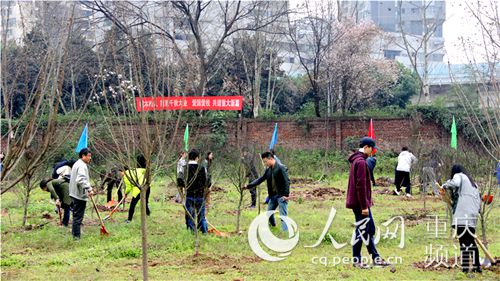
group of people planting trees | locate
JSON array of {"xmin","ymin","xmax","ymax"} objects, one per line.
[{"xmin": 38, "ymin": 135, "xmax": 497, "ymax": 273}]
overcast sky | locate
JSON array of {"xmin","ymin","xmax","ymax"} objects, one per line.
[
  {"xmin": 443, "ymin": 0, "xmax": 498, "ymax": 64},
  {"xmin": 290, "ymin": 0, "xmax": 498, "ymax": 64}
]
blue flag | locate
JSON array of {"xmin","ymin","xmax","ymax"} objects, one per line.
[
  {"xmin": 75, "ymin": 124, "xmax": 88, "ymax": 153},
  {"xmin": 269, "ymin": 123, "xmax": 278, "ymax": 150}
]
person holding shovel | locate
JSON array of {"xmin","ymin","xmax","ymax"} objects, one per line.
[
  {"xmin": 101, "ymin": 168, "xmax": 124, "ymax": 206},
  {"xmin": 124, "ymin": 155, "xmax": 150, "ymax": 223},
  {"xmin": 393, "ymin": 146, "xmax": 417, "ymax": 197},
  {"xmin": 69, "ymin": 148, "xmax": 94, "ymax": 240},
  {"xmin": 440, "ymin": 164, "xmax": 482, "ymax": 273},
  {"xmin": 246, "ymin": 151, "xmax": 290, "ymax": 231}
]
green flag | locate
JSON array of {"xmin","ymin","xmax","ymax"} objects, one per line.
[
  {"xmin": 184, "ymin": 124, "xmax": 189, "ymax": 152},
  {"xmin": 451, "ymin": 116, "xmax": 457, "ymax": 149}
]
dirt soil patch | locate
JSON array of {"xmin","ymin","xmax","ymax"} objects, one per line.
[
  {"xmin": 290, "ymin": 178, "xmax": 316, "ymax": 185},
  {"xmin": 400, "ymin": 208, "xmax": 432, "ymax": 221},
  {"xmin": 375, "ymin": 177, "xmax": 393, "ymax": 187},
  {"xmin": 211, "ymin": 186, "xmax": 226, "ymax": 192},
  {"xmin": 41, "ymin": 212, "xmax": 53, "ymax": 220},
  {"xmin": 131, "ymin": 254, "xmax": 261, "ymax": 274},
  {"xmin": 291, "ymin": 187, "xmax": 344, "ymax": 201},
  {"xmin": 397, "ymin": 207, "xmax": 436, "ymax": 227},
  {"xmin": 374, "ymin": 188, "xmax": 393, "ymax": 195}
]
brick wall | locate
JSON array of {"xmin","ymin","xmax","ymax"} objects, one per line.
[
  {"xmin": 221, "ymin": 117, "xmax": 449, "ymax": 152},
  {"xmin": 0, "ymin": 117, "xmax": 452, "ymax": 154}
]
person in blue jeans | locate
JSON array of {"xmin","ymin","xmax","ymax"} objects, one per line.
[
  {"xmin": 496, "ymin": 161, "xmax": 500, "ymax": 189},
  {"xmin": 246, "ymin": 151, "xmax": 290, "ymax": 231},
  {"xmin": 184, "ymin": 149, "xmax": 209, "ymax": 233}
]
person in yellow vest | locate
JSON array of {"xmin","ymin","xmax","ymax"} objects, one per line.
[{"xmin": 123, "ymin": 155, "xmax": 150, "ymax": 223}]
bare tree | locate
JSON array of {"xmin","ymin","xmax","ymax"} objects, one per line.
[
  {"xmin": 78, "ymin": 6, "xmax": 187, "ymax": 279},
  {"xmin": 396, "ymin": 0, "xmax": 445, "ymax": 104},
  {"xmin": 0, "ymin": 1, "xmax": 86, "ymax": 194},
  {"xmin": 83, "ymin": 0, "xmax": 288, "ymax": 101},
  {"xmin": 326, "ymin": 20, "xmax": 398, "ymax": 115},
  {"xmin": 287, "ymin": 0, "xmax": 340, "ymax": 117},
  {"xmin": 445, "ymin": 0, "xmax": 499, "ymax": 247}
]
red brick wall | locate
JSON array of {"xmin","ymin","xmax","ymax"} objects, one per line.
[
  {"xmin": 0, "ymin": 117, "xmax": 451, "ymax": 154},
  {"xmin": 222, "ymin": 117, "xmax": 449, "ymax": 152}
]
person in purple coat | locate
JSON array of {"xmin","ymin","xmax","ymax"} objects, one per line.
[{"xmin": 346, "ymin": 137, "xmax": 390, "ymax": 269}]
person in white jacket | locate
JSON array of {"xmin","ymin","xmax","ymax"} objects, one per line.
[{"xmin": 393, "ymin": 147, "xmax": 417, "ymax": 197}]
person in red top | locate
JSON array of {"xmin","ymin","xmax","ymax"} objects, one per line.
[{"xmin": 346, "ymin": 137, "xmax": 390, "ymax": 269}]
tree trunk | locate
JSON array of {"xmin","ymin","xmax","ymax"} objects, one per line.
[
  {"xmin": 314, "ymin": 90, "xmax": 321, "ymax": 117},
  {"xmin": 140, "ymin": 186, "xmax": 149, "ymax": 281},
  {"xmin": 257, "ymin": 186, "xmax": 261, "ymax": 215},
  {"xmin": 266, "ymin": 52, "xmax": 273, "ymax": 110},
  {"xmin": 236, "ymin": 191, "xmax": 244, "ymax": 233},
  {"xmin": 71, "ymin": 67, "xmax": 77, "ymax": 111},
  {"xmin": 194, "ymin": 207, "xmax": 200, "ymax": 256},
  {"xmin": 253, "ymin": 46, "xmax": 262, "ymax": 118},
  {"xmin": 22, "ymin": 192, "xmax": 30, "ymax": 227}
]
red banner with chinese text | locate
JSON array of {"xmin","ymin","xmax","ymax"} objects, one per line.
[{"xmin": 135, "ymin": 96, "xmax": 243, "ymax": 112}]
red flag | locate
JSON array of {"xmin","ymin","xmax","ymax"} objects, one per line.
[{"xmin": 368, "ymin": 119, "xmax": 377, "ymax": 154}]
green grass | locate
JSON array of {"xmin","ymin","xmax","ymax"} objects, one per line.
[{"xmin": 1, "ymin": 174, "xmax": 498, "ymax": 280}]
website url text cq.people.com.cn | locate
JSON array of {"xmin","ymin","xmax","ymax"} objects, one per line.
[{"xmin": 311, "ymin": 256, "xmax": 403, "ymax": 267}]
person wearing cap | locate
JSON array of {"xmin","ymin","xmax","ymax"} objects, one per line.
[
  {"xmin": 69, "ymin": 148, "xmax": 93, "ymax": 239},
  {"xmin": 394, "ymin": 146, "xmax": 418, "ymax": 197},
  {"xmin": 346, "ymin": 137, "xmax": 390, "ymax": 269}
]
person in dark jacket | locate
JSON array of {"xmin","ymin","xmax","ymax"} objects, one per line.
[
  {"xmin": 366, "ymin": 156, "xmax": 377, "ymax": 187},
  {"xmin": 100, "ymin": 168, "xmax": 123, "ymax": 204},
  {"xmin": 242, "ymin": 148, "xmax": 259, "ymax": 208},
  {"xmin": 246, "ymin": 151, "xmax": 290, "ymax": 231},
  {"xmin": 185, "ymin": 149, "xmax": 209, "ymax": 233},
  {"xmin": 346, "ymin": 137, "xmax": 390, "ymax": 269},
  {"xmin": 40, "ymin": 178, "xmax": 71, "ymax": 227}
]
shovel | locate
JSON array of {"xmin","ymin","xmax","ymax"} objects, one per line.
[
  {"xmin": 103, "ymin": 196, "xmax": 126, "ymax": 221},
  {"xmin": 89, "ymin": 194, "xmax": 110, "ymax": 236},
  {"xmin": 475, "ymin": 236, "xmax": 497, "ymax": 266},
  {"xmin": 206, "ymin": 219, "xmax": 229, "ymax": 237}
]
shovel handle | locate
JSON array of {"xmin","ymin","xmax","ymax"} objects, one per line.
[
  {"xmin": 89, "ymin": 195, "xmax": 107, "ymax": 229},
  {"xmin": 475, "ymin": 236, "xmax": 497, "ymax": 264},
  {"xmin": 103, "ymin": 196, "xmax": 126, "ymax": 221}
]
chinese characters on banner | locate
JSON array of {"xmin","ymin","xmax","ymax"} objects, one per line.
[{"xmin": 135, "ymin": 96, "xmax": 243, "ymax": 112}]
